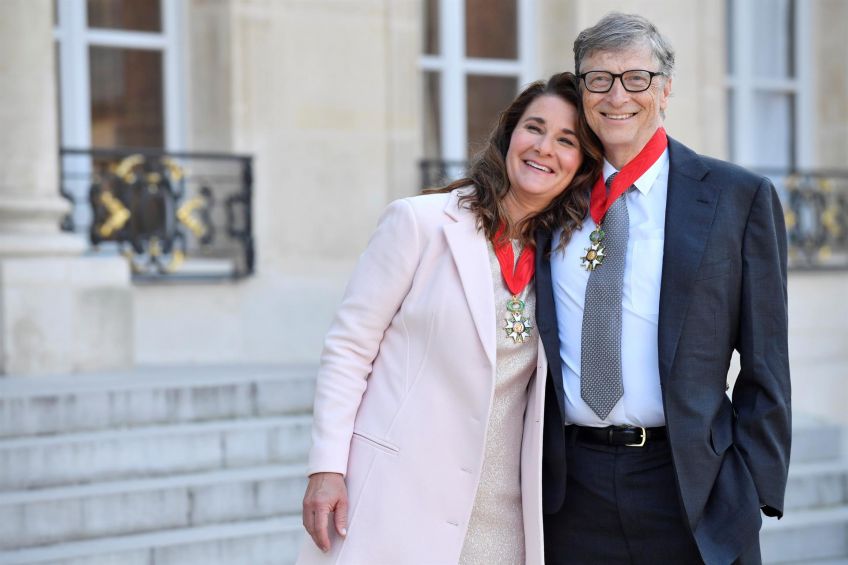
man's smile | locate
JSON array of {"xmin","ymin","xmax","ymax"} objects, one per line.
[{"xmin": 601, "ymin": 112, "xmax": 637, "ymax": 120}]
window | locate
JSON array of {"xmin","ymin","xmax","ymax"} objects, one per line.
[
  {"xmin": 54, "ymin": 0, "xmax": 184, "ymax": 151},
  {"xmin": 420, "ymin": 0, "xmax": 535, "ymax": 180},
  {"xmin": 726, "ymin": 0, "xmax": 812, "ymax": 170},
  {"xmin": 54, "ymin": 0, "xmax": 185, "ymax": 230}
]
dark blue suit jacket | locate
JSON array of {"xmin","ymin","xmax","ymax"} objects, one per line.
[{"xmin": 536, "ymin": 137, "xmax": 791, "ymax": 565}]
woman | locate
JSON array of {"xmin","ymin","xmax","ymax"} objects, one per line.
[{"xmin": 299, "ymin": 72, "xmax": 602, "ymax": 565}]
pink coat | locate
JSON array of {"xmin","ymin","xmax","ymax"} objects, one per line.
[{"xmin": 297, "ymin": 190, "xmax": 548, "ymax": 565}]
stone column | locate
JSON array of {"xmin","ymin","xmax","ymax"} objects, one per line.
[{"xmin": 0, "ymin": 0, "xmax": 133, "ymax": 375}]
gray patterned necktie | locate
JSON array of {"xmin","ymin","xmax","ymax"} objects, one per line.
[{"xmin": 581, "ymin": 173, "xmax": 629, "ymax": 419}]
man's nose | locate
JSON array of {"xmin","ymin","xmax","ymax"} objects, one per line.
[{"xmin": 606, "ymin": 77, "xmax": 631, "ymax": 103}]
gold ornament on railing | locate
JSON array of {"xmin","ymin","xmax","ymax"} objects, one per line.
[
  {"xmin": 97, "ymin": 191, "xmax": 131, "ymax": 237},
  {"xmin": 177, "ymin": 196, "xmax": 208, "ymax": 238}
]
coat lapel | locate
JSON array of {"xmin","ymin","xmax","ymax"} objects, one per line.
[
  {"xmin": 658, "ymin": 138, "xmax": 720, "ymax": 379},
  {"xmin": 443, "ymin": 191, "xmax": 497, "ymax": 367},
  {"xmin": 534, "ymin": 228, "xmax": 566, "ymax": 419}
]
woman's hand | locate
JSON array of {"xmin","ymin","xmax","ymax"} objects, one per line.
[{"xmin": 302, "ymin": 472, "xmax": 348, "ymax": 552}]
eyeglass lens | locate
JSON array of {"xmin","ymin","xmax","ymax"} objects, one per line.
[{"xmin": 585, "ymin": 71, "xmax": 654, "ymax": 93}]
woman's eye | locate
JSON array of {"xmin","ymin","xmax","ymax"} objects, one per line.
[
  {"xmin": 526, "ymin": 124, "xmax": 542, "ymax": 133},
  {"xmin": 559, "ymin": 137, "xmax": 575, "ymax": 146}
]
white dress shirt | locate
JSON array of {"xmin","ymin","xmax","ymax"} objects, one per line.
[{"xmin": 551, "ymin": 149, "xmax": 670, "ymax": 427}]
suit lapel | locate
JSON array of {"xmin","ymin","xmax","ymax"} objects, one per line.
[
  {"xmin": 443, "ymin": 191, "xmax": 496, "ymax": 367},
  {"xmin": 658, "ymin": 138, "xmax": 720, "ymax": 379},
  {"xmin": 534, "ymin": 228, "xmax": 566, "ymax": 419}
]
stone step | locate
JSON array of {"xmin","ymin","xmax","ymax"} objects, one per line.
[
  {"xmin": 761, "ymin": 506, "xmax": 848, "ymax": 563},
  {"xmin": 0, "ymin": 464, "xmax": 308, "ymax": 551},
  {"xmin": 792, "ymin": 416, "xmax": 844, "ymax": 464},
  {"xmin": 0, "ymin": 415, "xmax": 312, "ymax": 491},
  {"xmin": 0, "ymin": 515, "xmax": 304, "ymax": 565},
  {"xmin": 0, "ymin": 365, "xmax": 316, "ymax": 439},
  {"xmin": 784, "ymin": 459, "xmax": 848, "ymax": 511}
]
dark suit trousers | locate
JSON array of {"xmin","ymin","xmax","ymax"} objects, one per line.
[{"xmin": 543, "ymin": 432, "xmax": 761, "ymax": 565}]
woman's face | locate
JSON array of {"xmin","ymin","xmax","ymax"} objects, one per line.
[{"xmin": 505, "ymin": 94, "xmax": 584, "ymax": 209}]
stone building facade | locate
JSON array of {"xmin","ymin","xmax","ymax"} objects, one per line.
[
  {"xmin": 1, "ymin": 0, "xmax": 846, "ymax": 410},
  {"xmin": 1, "ymin": 1, "xmax": 847, "ymax": 563}
]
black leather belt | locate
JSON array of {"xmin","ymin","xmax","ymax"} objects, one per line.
[{"xmin": 565, "ymin": 424, "xmax": 667, "ymax": 447}]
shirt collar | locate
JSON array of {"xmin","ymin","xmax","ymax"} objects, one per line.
[{"xmin": 603, "ymin": 148, "xmax": 670, "ymax": 196}]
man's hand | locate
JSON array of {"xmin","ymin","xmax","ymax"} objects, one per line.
[{"xmin": 302, "ymin": 472, "xmax": 348, "ymax": 552}]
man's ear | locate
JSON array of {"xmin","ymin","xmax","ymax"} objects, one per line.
[{"xmin": 660, "ymin": 77, "xmax": 673, "ymax": 113}]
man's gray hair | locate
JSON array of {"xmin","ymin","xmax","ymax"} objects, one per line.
[{"xmin": 573, "ymin": 12, "xmax": 675, "ymax": 77}]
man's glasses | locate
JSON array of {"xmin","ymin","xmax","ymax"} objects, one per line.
[{"xmin": 578, "ymin": 70, "xmax": 665, "ymax": 93}]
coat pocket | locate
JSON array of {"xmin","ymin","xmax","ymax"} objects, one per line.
[
  {"xmin": 709, "ymin": 401, "xmax": 735, "ymax": 456},
  {"xmin": 352, "ymin": 431, "xmax": 400, "ymax": 456}
]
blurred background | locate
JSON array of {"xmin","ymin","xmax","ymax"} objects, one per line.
[{"xmin": 0, "ymin": 0, "xmax": 845, "ymax": 563}]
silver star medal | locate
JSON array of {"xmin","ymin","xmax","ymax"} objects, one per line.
[
  {"xmin": 581, "ymin": 226, "xmax": 606, "ymax": 271},
  {"xmin": 504, "ymin": 296, "xmax": 532, "ymax": 343}
]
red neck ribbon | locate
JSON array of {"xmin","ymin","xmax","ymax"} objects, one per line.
[
  {"xmin": 492, "ymin": 224, "xmax": 536, "ymax": 296},
  {"xmin": 589, "ymin": 127, "xmax": 668, "ymax": 225}
]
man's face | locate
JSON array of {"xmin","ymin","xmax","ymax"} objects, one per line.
[{"xmin": 580, "ymin": 44, "xmax": 672, "ymax": 167}]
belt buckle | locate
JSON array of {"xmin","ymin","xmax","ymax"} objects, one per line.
[{"xmin": 624, "ymin": 426, "xmax": 646, "ymax": 447}]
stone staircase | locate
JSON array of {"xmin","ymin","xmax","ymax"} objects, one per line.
[
  {"xmin": 763, "ymin": 416, "xmax": 848, "ymax": 564},
  {"xmin": 1, "ymin": 367, "xmax": 846, "ymax": 564},
  {"xmin": 0, "ymin": 366, "xmax": 316, "ymax": 565}
]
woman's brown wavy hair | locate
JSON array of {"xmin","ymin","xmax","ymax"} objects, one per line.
[{"xmin": 427, "ymin": 71, "xmax": 603, "ymax": 252}]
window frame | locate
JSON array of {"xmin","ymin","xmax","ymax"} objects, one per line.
[
  {"xmin": 419, "ymin": 0, "xmax": 537, "ymax": 162},
  {"xmin": 726, "ymin": 0, "xmax": 813, "ymax": 169},
  {"xmin": 53, "ymin": 0, "xmax": 186, "ymax": 151}
]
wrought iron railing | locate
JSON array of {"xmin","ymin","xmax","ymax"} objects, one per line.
[
  {"xmin": 60, "ymin": 148, "xmax": 254, "ymax": 281},
  {"xmin": 763, "ymin": 169, "xmax": 848, "ymax": 271},
  {"xmin": 419, "ymin": 159, "xmax": 468, "ymax": 191},
  {"xmin": 418, "ymin": 159, "xmax": 848, "ymax": 271}
]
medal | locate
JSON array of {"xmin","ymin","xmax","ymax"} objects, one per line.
[
  {"xmin": 581, "ymin": 226, "xmax": 606, "ymax": 271},
  {"xmin": 504, "ymin": 296, "xmax": 532, "ymax": 343},
  {"xmin": 492, "ymin": 224, "xmax": 536, "ymax": 344},
  {"xmin": 583, "ymin": 127, "xmax": 669, "ymax": 270}
]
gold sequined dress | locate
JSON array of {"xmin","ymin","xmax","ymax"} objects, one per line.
[{"xmin": 459, "ymin": 240, "xmax": 537, "ymax": 565}]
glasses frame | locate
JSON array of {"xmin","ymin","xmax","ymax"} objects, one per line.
[{"xmin": 578, "ymin": 69, "xmax": 666, "ymax": 93}]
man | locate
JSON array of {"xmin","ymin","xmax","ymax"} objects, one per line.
[{"xmin": 535, "ymin": 13, "xmax": 790, "ymax": 565}]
